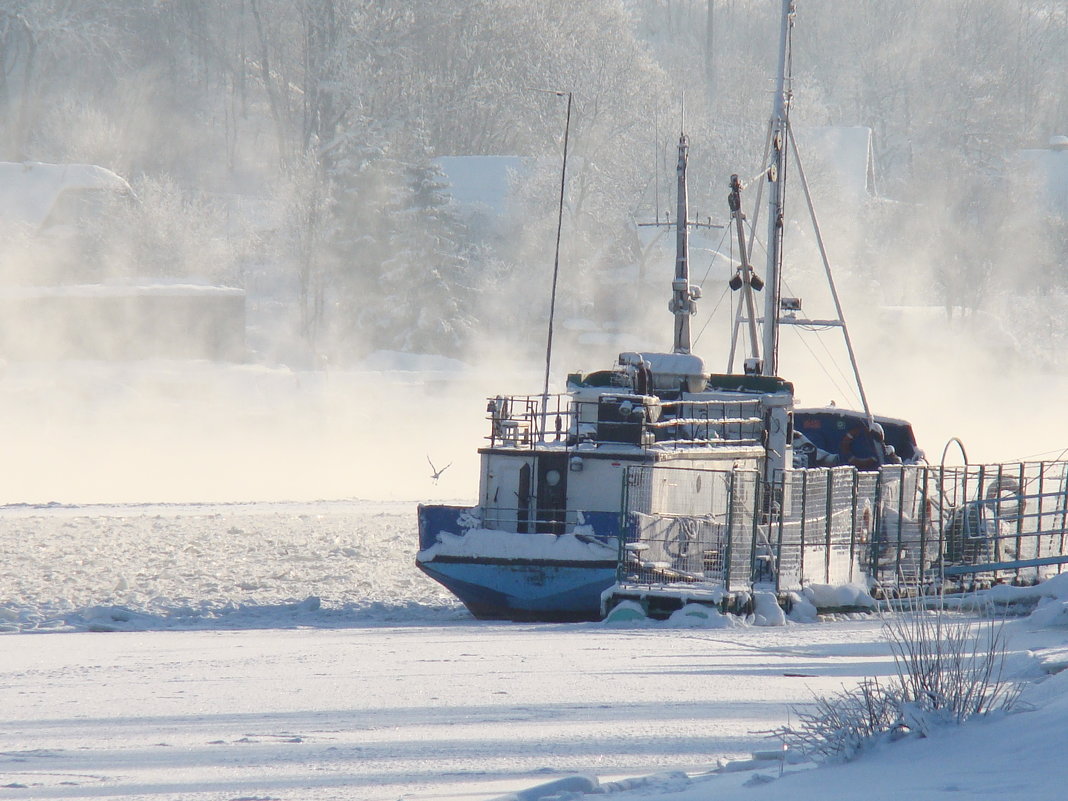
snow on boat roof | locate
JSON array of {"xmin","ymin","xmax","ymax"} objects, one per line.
[
  {"xmin": 0, "ymin": 161, "xmax": 133, "ymax": 228},
  {"xmin": 620, "ymin": 351, "xmax": 706, "ymax": 378}
]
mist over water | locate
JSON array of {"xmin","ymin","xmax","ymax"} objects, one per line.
[
  {"xmin": 0, "ymin": 360, "xmax": 514, "ymax": 505},
  {"xmin": 0, "ymin": 2, "xmax": 1065, "ymax": 504}
]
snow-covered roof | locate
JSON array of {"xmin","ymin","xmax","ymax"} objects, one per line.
[
  {"xmin": 793, "ymin": 126, "xmax": 876, "ymax": 200},
  {"xmin": 0, "ymin": 282, "xmax": 244, "ymax": 300},
  {"xmin": 630, "ymin": 351, "xmax": 706, "ymax": 379},
  {"xmin": 0, "ymin": 161, "xmax": 134, "ymax": 228},
  {"xmin": 1015, "ymin": 139, "xmax": 1068, "ymax": 219},
  {"xmin": 434, "ymin": 155, "xmax": 526, "ymax": 216}
]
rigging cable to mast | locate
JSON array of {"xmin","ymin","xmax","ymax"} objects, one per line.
[
  {"xmin": 692, "ymin": 284, "xmax": 732, "ymax": 348},
  {"xmin": 804, "ymin": 324, "xmax": 866, "ymax": 404},
  {"xmin": 540, "ymin": 90, "xmax": 572, "ymax": 442},
  {"xmin": 690, "ymin": 223, "xmax": 733, "ymax": 347},
  {"xmin": 787, "ymin": 326, "xmax": 860, "ymax": 408}
]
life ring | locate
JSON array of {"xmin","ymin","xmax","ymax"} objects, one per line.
[
  {"xmin": 664, "ymin": 517, "xmax": 699, "ymax": 559},
  {"xmin": 840, "ymin": 425, "xmax": 879, "ymax": 469},
  {"xmin": 985, "ymin": 477, "xmax": 1025, "ymax": 520}
]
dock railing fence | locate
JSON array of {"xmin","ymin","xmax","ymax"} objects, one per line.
[{"xmin": 618, "ymin": 460, "xmax": 1068, "ymax": 597}]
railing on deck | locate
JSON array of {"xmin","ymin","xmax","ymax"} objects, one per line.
[
  {"xmin": 652, "ymin": 398, "xmax": 765, "ymax": 447},
  {"xmin": 485, "ymin": 395, "xmax": 574, "ymax": 448},
  {"xmin": 618, "ymin": 460, "xmax": 1068, "ymax": 597},
  {"xmin": 484, "ymin": 394, "xmax": 765, "ymax": 449}
]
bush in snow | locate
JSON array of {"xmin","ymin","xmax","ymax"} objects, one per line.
[
  {"xmin": 778, "ymin": 677, "xmax": 903, "ymax": 762},
  {"xmin": 882, "ymin": 600, "xmax": 1022, "ymax": 731},
  {"xmin": 779, "ymin": 600, "xmax": 1022, "ymax": 762}
]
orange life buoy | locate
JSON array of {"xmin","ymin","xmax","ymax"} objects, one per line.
[{"xmin": 840, "ymin": 425, "xmax": 879, "ymax": 469}]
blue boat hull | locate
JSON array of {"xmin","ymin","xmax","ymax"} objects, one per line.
[
  {"xmin": 416, "ymin": 556, "xmax": 617, "ymax": 622},
  {"xmin": 417, "ymin": 504, "xmax": 619, "ymax": 622}
]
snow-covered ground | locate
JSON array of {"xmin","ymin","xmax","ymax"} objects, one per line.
[
  {"xmin": 0, "ymin": 498, "xmax": 881, "ymax": 799},
  {"xmin": 3, "ymin": 497, "xmax": 1068, "ymax": 801},
  {"xmin": 0, "ymin": 615, "xmax": 891, "ymax": 801}
]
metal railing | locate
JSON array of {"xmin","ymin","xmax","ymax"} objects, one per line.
[
  {"xmin": 486, "ymin": 394, "xmax": 574, "ymax": 448},
  {"xmin": 484, "ymin": 394, "xmax": 765, "ymax": 450},
  {"xmin": 650, "ymin": 398, "xmax": 764, "ymax": 446},
  {"xmin": 618, "ymin": 460, "xmax": 1068, "ymax": 597}
]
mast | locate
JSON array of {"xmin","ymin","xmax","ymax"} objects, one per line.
[
  {"xmin": 637, "ymin": 127, "xmax": 718, "ymax": 356},
  {"xmin": 670, "ymin": 132, "xmax": 698, "ymax": 354},
  {"xmin": 762, "ymin": 0, "xmax": 794, "ymax": 377},
  {"xmin": 728, "ymin": 174, "xmax": 761, "ymax": 367}
]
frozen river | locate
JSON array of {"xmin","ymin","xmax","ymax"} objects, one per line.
[
  {"xmin": 8, "ymin": 498, "xmax": 1065, "ymax": 801},
  {"xmin": 0, "ymin": 498, "xmax": 898, "ymax": 799}
]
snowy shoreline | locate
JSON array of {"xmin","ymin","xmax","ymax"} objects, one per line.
[{"xmin": 3, "ymin": 498, "xmax": 1068, "ymax": 801}]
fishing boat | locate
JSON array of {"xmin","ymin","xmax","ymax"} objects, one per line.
[
  {"xmin": 417, "ymin": 0, "xmax": 930, "ymax": 621},
  {"xmin": 415, "ymin": 130, "xmax": 787, "ymax": 620}
]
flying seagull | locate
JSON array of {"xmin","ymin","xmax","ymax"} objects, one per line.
[{"xmin": 427, "ymin": 455, "xmax": 452, "ymax": 484}]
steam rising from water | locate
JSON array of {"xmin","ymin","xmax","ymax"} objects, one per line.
[
  {"xmin": 0, "ymin": 4, "xmax": 1063, "ymax": 505},
  {"xmin": 4, "ymin": 332, "xmax": 1060, "ymax": 508},
  {"xmin": 0, "ymin": 360, "xmax": 516, "ymax": 505}
]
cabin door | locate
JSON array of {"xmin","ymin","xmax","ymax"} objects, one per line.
[
  {"xmin": 536, "ymin": 453, "xmax": 568, "ymax": 535},
  {"xmin": 516, "ymin": 463, "xmax": 531, "ymax": 534}
]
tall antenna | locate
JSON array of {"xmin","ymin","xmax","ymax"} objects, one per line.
[
  {"xmin": 637, "ymin": 103, "xmax": 722, "ymax": 357},
  {"xmin": 671, "ymin": 130, "xmax": 693, "ymax": 354},
  {"xmin": 762, "ymin": 0, "xmax": 794, "ymax": 377},
  {"xmin": 654, "ymin": 110, "xmax": 660, "ymax": 221},
  {"xmin": 541, "ymin": 90, "xmax": 572, "ymax": 441}
]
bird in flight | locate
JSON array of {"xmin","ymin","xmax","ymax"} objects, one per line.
[{"xmin": 427, "ymin": 455, "xmax": 452, "ymax": 483}]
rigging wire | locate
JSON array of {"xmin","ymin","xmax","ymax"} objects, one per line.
[
  {"xmin": 696, "ymin": 226, "xmax": 732, "ymax": 288},
  {"xmin": 1011, "ymin": 445, "xmax": 1068, "ymax": 465},
  {"xmin": 745, "ymin": 219, "xmax": 768, "ymax": 266},
  {"xmin": 786, "ymin": 325, "xmax": 858, "ymax": 406},
  {"xmin": 690, "ymin": 224, "xmax": 733, "ymax": 352},
  {"xmin": 727, "ymin": 219, "xmax": 738, "ymax": 365},
  {"xmin": 811, "ymin": 324, "xmax": 865, "ymax": 403},
  {"xmin": 693, "ymin": 284, "xmax": 732, "ymax": 348}
]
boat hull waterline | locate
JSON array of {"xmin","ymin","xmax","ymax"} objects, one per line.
[{"xmin": 417, "ymin": 503, "xmax": 618, "ymax": 621}]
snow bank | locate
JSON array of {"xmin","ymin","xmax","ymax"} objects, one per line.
[
  {"xmin": 666, "ymin": 603, "xmax": 737, "ymax": 628},
  {"xmin": 479, "ymin": 571, "xmax": 1068, "ymax": 801},
  {"xmin": 802, "ymin": 582, "xmax": 876, "ymax": 610},
  {"xmin": 752, "ymin": 590, "xmax": 787, "ymax": 626},
  {"xmin": 545, "ymin": 573, "xmax": 1068, "ymax": 801}
]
